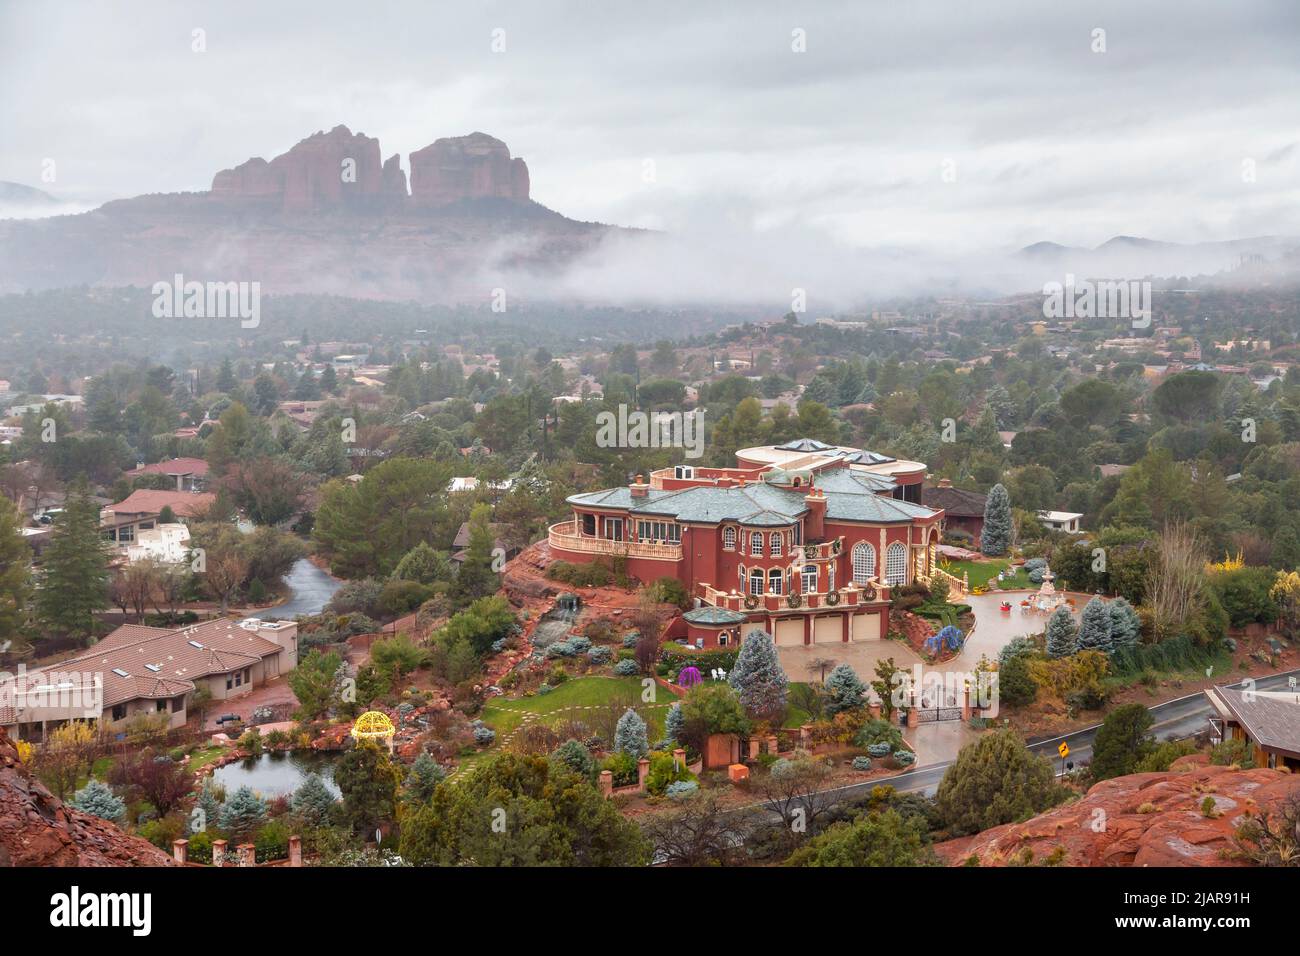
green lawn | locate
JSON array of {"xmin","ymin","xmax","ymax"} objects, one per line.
[
  {"xmin": 481, "ymin": 675, "xmax": 682, "ymax": 742},
  {"xmin": 940, "ymin": 558, "xmax": 1031, "ymax": 591}
]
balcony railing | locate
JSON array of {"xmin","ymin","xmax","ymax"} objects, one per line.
[
  {"xmin": 696, "ymin": 579, "xmax": 888, "ymax": 614},
  {"xmin": 548, "ymin": 521, "xmax": 682, "ymax": 561}
]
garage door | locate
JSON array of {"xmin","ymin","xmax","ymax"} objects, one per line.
[
  {"xmin": 813, "ymin": 615, "xmax": 843, "ymax": 644},
  {"xmin": 851, "ymin": 611, "xmax": 882, "ymax": 642},
  {"xmin": 774, "ymin": 618, "xmax": 805, "ymax": 647}
]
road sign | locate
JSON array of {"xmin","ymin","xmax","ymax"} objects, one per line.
[{"xmin": 1058, "ymin": 742, "xmax": 1070, "ymax": 759}]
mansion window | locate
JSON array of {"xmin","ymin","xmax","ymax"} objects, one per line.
[
  {"xmin": 768, "ymin": 568, "xmax": 783, "ymax": 594},
  {"xmin": 827, "ymin": 560, "xmax": 836, "ymax": 590},
  {"xmin": 636, "ymin": 520, "xmax": 680, "ymax": 543},
  {"xmin": 852, "ymin": 542, "xmax": 877, "ymax": 584},
  {"xmin": 718, "ymin": 632, "xmax": 729, "ymax": 646},
  {"xmin": 581, "ymin": 513, "xmax": 596, "ymax": 536},
  {"xmin": 749, "ymin": 532, "xmax": 763, "ymax": 557},
  {"xmin": 769, "ymin": 532, "xmax": 783, "ymax": 557},
  {"xmin": 603, "ymin": 518, "xmax": 624, "ymax": 541},
  {"xmin": 885, "ymin": 542, "xmax": 907, "ymax": 586},
  {"xmin": 792, "ymin": 523, "xmax": 802, "ymax": 546},
  {"xmin": 802, "ymin": 564, "xmax": 818, "ymax": 594},
  {"xmin": 723, "ymin": 526, "xmax": 737, "ymax": 550},
  {"xmin": 749, "ymin": 569, "xmax": 765, "ymax": 596}
]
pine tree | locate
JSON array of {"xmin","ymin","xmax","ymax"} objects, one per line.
[
  {"xmin": 614, "ymin": 708, "xmax": 649, "ymax": 759},
  {"xmin": 1045, "ymin": 606, "xmax": 1078, "ymax": 658},
  {"xmin": 981, "ymin": 483, "xmax": 1012, "ymax": 556},
  {"xmin": 934, "ymin": 729, "xmax": 1060, "ymax": 835},
  {"xmin": 0, "ymin": 497, "xmax": 31, "ymax": 653},
  {"xmin": 192, "ymin": 780, "xmax": 222, "ymax": 834},
  {"xmin": 218, "ymin": 786, "xmax": 268, "ymax": 840},
  {"xmin": 664, "ymin": 702, "xmax": 684, "ymax": 743},
  {"xmin": 71, "ymin": 780, "xmax": 126, "ymax": 822},
  {"xmin": 404, "ymin": 753, "xmax": 445, "ymax": 805},
  {"xmin": 728, "ymin": 628, "xmax": 789, "ymax": 720},
  {"xmin": 37, "ymin": 487, "xmax": 110, "ymax": 642},
  {"xmin": 551, "ymin": 739, "xmax": 596, "ymax": 779},
  {"xmin": 1076, "ymin": 597, "xmax": 1114, "ymax": 654},
  {"xmin": 392, "ymin": 541, "xmax": 450, "ymax": 585},
  {"xmin": 291, "ymin": 772, "xmax": 339, "ymax": 825},
  {"xmin": 822, "ymin": 663, "xmax": 867, "ymax": 716},
  {"xmin": 1107, "ymin": 597, "xmax": 1141, "ymax": 649}
]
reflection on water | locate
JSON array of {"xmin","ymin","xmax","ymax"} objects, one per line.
[{"xmin": 211, "ymin": 750, "xmax": 342, "ymax": 799}]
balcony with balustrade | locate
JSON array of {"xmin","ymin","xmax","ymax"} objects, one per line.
[{"xmin": 547, "ymin": 520, "xmax": 683, "ymax": 562}]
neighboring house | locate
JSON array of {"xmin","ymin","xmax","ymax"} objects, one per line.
[
  {"xmin": 0, "ymin": 618, "xmax": 298, "ymax": 742},
  {"xmin": 124, "ymin": 457, "xmax": 210, "ymax": 492},
  {"xmin": 451, "ymin": 521, "xmax": 520, "ymax": 564},
  {"xmin": 101, "ymin": 489, "xmax": 216, "ymax": 553},
  {"xmin": 1037, "ymin": 510, "xmax": 1083, "ymax": 533},
  {"xmin": 124, "ymin": 523, "xmax": 192, "ymax": 564},
  {"xmin": 921, "ymin": 479, "xmax": 987, "ymax": 546},
  {"xmin": 1205, "ymin": 685, "xmax": 1300, "ymax": 771},
  {"xmin": 549, "ymin": 438, "xmax": 946, "ymax": 649}
]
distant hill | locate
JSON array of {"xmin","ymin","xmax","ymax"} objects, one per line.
[
  {"xmin": 1015, "ymin": 233, "xmax": 1300, "ymax": 279},
  {"xmin": 0, "ymin": 125, "xmax": 636, "ymax": 301}
]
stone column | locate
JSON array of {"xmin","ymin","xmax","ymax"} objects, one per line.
[
  {"xmin": 799, "ymin": 723, "xmax": 812, "ymax": 746},
  {"xmin": 237, "ymin": 843, "xmax": 256, "ymax": 867},
  {"xmin": 636, "ymin": 757, "xmax": 650, "ymax": 792},
  {"xmin": 961, "ymin": 685, "xmax": 972, "ymax": 721},
  {"xmin": 288, "ymin": 835, "xmax": 302, "ymax": 867},
  {"xmin": 869, "ymin": 702, "xmax": 882, "ymax": 719},
  {"xmin": 172, "ymin": 839, "xmax": 188, "ymax": 864},
  {"xmin": 672, "ymin": 747, "xmax": 686, "ymax": 770},
  {"xmin": 765, "ymin": 734, "xmax": 779, "ymax": 755},
  {"xmin": 747, "ymin": 737, "xmax": 761, "ymax": 760},
  {"xmin": 212, "ymin": 839, "xmax": 228, "ymax": 867},
  {"xmin": 599, "ymin": 769, "xmax": 613, "ymax": 798}
]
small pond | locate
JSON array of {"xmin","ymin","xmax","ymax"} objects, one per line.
[{"xmin": 211, "ymin": 750, "xmax": 343, "ymax": 799}]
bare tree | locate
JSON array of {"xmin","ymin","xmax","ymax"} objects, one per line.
[
  {"xmin": 640, "ymin": 793, "xmax": 747, "ymax": 866},
  {"xmin": 751, "ymin": 749, "xmax": 837, "ymax": 846},
  {"xmin": 1235, "ymin": 792, "xmax": 1300, "ymax": 867},
  {"xmin": 1145, "ymin": 521, "xmax": 1206, "ymax": 641},
  {"xmin": 121, "ymin": 560, "xmax": 161, "ymax": 622}
]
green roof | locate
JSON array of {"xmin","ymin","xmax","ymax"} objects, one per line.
[{"xmin": 683, "ymin": 606, "xmax": 748, "ymax": 626}]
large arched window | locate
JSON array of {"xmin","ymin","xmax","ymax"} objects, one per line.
[
  {"xmin": 851, "ymin": 542, "xmax": 877, "ymax": 585},
  {"xmin": 749, "ymin": 568, "xmax": 765, "ymax": 596},
  {"xmin": 802, "ymin": 564, "xmax": 819, "ymax": 594},
  {"xmin": 749, "ymin": 532, "xmax": 764, "ymax": 557},
  {"xmin": 768, "ymin": 568, "xmax": 783, "ymax": 594},
  {"xmin": 885, "ymin": 542, "xmax": 907, "ymax": 585},
  {"xmin": 769, "ymin": 532, "xmax": 783, "ymax": 557},
  {"xmin": 723, "ymin": 526, "xmax": 737, "ymax": 550}
]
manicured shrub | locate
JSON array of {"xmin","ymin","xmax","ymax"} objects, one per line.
[
  {"xmin": 472, "ymin": 724, "xmax": 496, "ymax": 746},
  {"xmin": 588, "ymin": 646, "xmax": 612, "ymax": 664},
  {"xmin": 893, "ymin": 750, "xmax": 916, "ymax": 766},
  {"xmin": 71, "ymin": 780, "xmax": 126, "ymax": 822},
  {"xmin": 254, "ymin": 818, "xmax": 291, "ymax": 863},
  {"xmin": 218, "ymin": 786, "xmax": 268, "ymax": 841},
  {"xmin": 614, "ymin": 708, "xmax": 649, "ymax": 759},
  {"xmin": 613, "ymin": 658, "xmax": 639, "ymax": 676},
  {"xmin": 550, "ymin": 739, "xmax": 596, "ymax": 780},
  {"xmin": 852, "ymin": 756, "xmax": 873, "ymax": 771},
  {"xmin": 665, "ymin": 780, "xmax": 699, "ymax": 798},
  {"xmin": 823, "ymin": 663, "xmax": 867, "ymax": 716},
  {"xmin": 867, "ymin": 742, "xmax": 892, "ymax": 758},
  {"xmin": 854, "ymin": 718, "xmax": 904, "ymax": 751}
]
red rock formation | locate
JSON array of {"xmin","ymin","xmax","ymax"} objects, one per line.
[
  {"xmin": 934, "ymin": 756, "xmax": 1300, "ymax": 867},
  {"xmin": 0, "ymin": 727, "xmax": 175, "ymax": 867},
  {"xmin": 381, "ymin": 153, "xmax": 408, "ymax": 201},
  {"xmin": 211, "ymin": 124, "xmax": 387, "ymax": 212},
  {"xmin": 409, "ymin": 132, "xmax": 530, "ymax": 205}
]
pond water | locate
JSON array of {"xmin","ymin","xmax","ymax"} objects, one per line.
[{"xmin": 211, "ymin": 750, "xmax": 342, "ymax": 799}]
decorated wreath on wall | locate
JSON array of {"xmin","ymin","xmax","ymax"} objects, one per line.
[
  {"xmin": 744, "ymin": 594, "xmax": 760, "ymax": 610},
  {"xmin": 786, "ymin": 593, "xmax": 802, "ymax": 609},
  {"xmin": 860, "ymin": 585, "xmax": 877, "ymax": 602},
  {"xmin": 826, "ymin": 590, "xmax": 840, "ymax": 606},
  {"xmin": 804, "ymin": 545, "xmax": 817, "ymax": 559}
]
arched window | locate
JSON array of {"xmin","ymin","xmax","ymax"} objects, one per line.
[
  {"xmin": 802, "ymin": 565, "xmax": 819, "ymax": 594},
  {"xmin": 852, "ymin": 542, "xmax": 877, "ymax": 584},
  {"xmin": 723, "ymin": 526, "xmax": 737, "ymax": 550},
  {"xmin": 769, "ymin": 532, "xmax": 783, "ymax": 557},
  {"xmin": 885, "ymin": 542, "xmax": 907, "ymax": 585},
  {"xmin": 749, "ymin": 568, "xmax": 765, "ymax": 596},
  {"xmin": 749, "ymin": 532, "xmax": 764, "ymax": 557},
  {"xmin": 768, "ymin": 568, "xmax": 783, "ymax": 594}
]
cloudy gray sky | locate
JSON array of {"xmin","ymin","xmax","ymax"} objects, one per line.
[{"xmin": 2, "ymin": 0, "xmax": 1299, "ymax": 297}]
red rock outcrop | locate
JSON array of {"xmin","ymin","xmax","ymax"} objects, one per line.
[
  {"xmin": 409, "ymin": 132, "xmax": 529, "ymax": 205},
  {"xmin": 0, "ymin": 727, "xmax": 175, "ymax": 867},
  {"xmin": 934, "ymin": 756, "xmax": 1300, "ymax": 867},
  {"xmin": 212, "ymin": 124, "xmax": 387, "ymax": 212}
]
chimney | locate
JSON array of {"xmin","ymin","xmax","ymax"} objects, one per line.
[
  {"xmin": 938, "ymin": 478, "xmax": 952, "ymax": 488},
  {"xmin": 804, "ymin": 487, "xmax": 826, "ymax": 541},
  {"xmin": 630, "ymin": 474, "xmax": 648, "ymax": 498}
]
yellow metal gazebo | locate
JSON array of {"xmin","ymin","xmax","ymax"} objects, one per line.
[{"xmin": 351, "ymin": 711, "xmax": 396, "ymax": 752}]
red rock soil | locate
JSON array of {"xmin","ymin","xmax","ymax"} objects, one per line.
[
  {"xmin": 0, "ymin": 727, "xmax": 175, "ymax": 866},
  {"xmin": 935, "ymin": 755, "xmax": 1300, "ymax": 867}
]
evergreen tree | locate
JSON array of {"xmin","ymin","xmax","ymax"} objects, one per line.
[
  {"xmin": 614, "ymin": 708, "xmax": 649, "ymax": 759},
  {"xmin": 192, "ymin": 779, "xmax": 222, "ymax": 834},
  {"xmin": 728, "ymin": 629, "xmax": 789, "ymax": 720},
  {"xmin": 319, "ymin": 364, "xmax": 339, "ymax": 394},
  {"xmin": 451, "ymin": 503, "xmax": 498, "ymax": 606},
  {"xmin": 822, "ymin": 663, "xmax": 867, "ymax": 716},
  {"xmin": 71, "ymin": 779, "xmax": 126, "ymax": 822},
  {"xmin": 981, "ymin": 483, "xmax": 1012, "ymax": 556},
  {"xmin": 334, "ymin": 741, "xmax": 403, "ymax": 834},
  {"xmin": 37, "ymin": 487, "xmax": 110, "ymax": 642},
  {"xmin": 0, "ymin": 497, "xmax": 31, "ymax": 653},
  {"xmin": 1045, "ymin": 606, "xmax": 1078, "ymax": 658},
  {"xmin": 218, "ymin": 786, "xmax": 268, "ymax": 841},
  {"xmin": 404, "ymin": 753, "xmax": 445, "ymax": 804},
  {"xmin": 663, "ymin": 702, "xmax": 685, "ymax": 743},
  {"xmin": 291, "ymin": 772, "xmax": 338, "ymax": 826},
  {"xmin": 550, "ymin": 739, "xmax": 596, "ymax": 780},
  {"xmin": 215, "ymin": 357, "xmax": 237, "ymax": 393},
  {"xmin": 934, "ymin": 729, "xmax": 1061, "ymax": 836},
  {"xmin": 1270, "ymin": 524, "xmax": 1300, "ymax": 570},
  {"xmin": 392, "ymin": 541, "xmax": 451, "ymax": 585},
  {"xmin": 1107, "ymin": 597, "xmax": 1142, "ymax": 649},
  {"xmin": 1089, "ymin": 704, "xmax": 1154, "ymax": 781},
  {"xmin": 1076, "ymin": 596, "xmax": 1114, "ymax": 654}
]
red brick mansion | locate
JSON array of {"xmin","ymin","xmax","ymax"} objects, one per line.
[{"xmin": 548, "ymin": 439, "xmax": 957, "ymax": 649}]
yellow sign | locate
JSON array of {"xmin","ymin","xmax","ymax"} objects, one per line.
[{"xmin": 1058, "ymin": 742, "xmax": 1070, "ymax": 759}]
